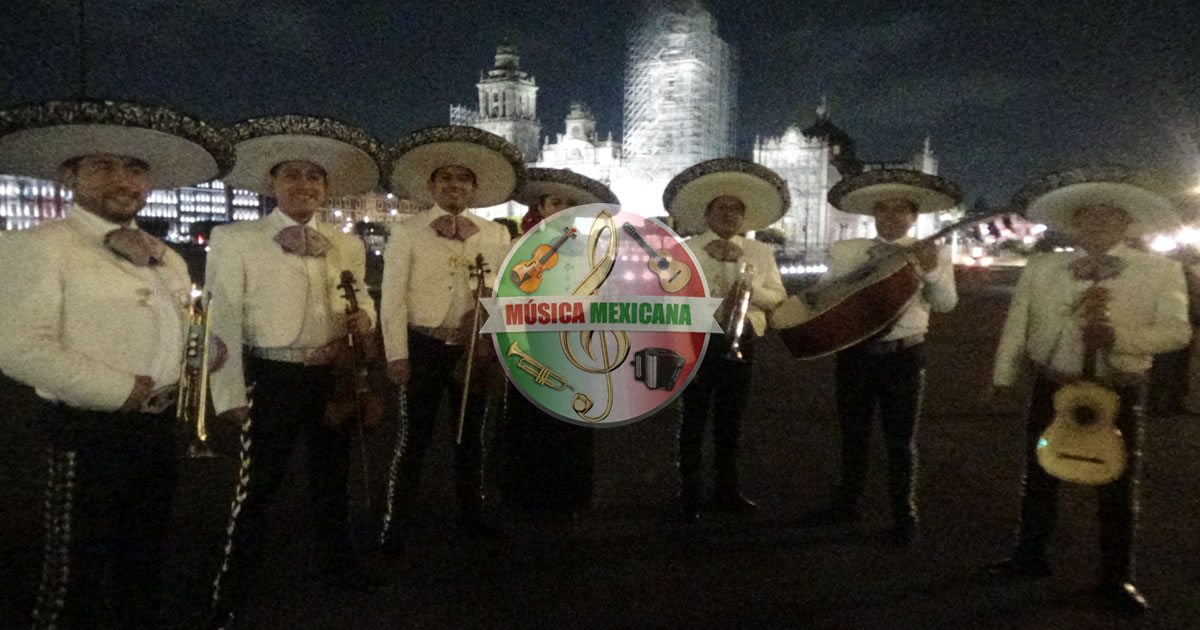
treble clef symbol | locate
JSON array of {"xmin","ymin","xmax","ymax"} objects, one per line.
[{"xmin": 559, "ymin": 210, "xmax": 630, "ymax": 422}]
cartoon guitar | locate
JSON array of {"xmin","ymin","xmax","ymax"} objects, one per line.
[
  {"xmin": 511, "ymin": 227, "xmax": 578, "ymax": 293},
  {"xmin": 621, "ymin": 222, "xmax": 691, "ymax": 293}
]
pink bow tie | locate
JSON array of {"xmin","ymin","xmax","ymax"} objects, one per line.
[
  {"xmin": 274, "ymin": 225, "xmax": 331, "ymax": 257},
  {"xmin": 705, "ymin": 239, "xmax": 743, "ymax": 262},
  {"xmin": 431, "ymin": 214, "xmax": 479, "ymax": 241},
  {"xmin": 104, "ymin": 228, "xmax": 166, "ymax": 267},
  {"xmin": 1068, "ymin": 254, "xmax": 1124, "ymax": 283}
]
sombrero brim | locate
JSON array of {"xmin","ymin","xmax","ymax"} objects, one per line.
[
  {"xmin": 664, "ymin": 159, "xmax": 790, "ymax": 236},
  {"xmin": 0, "ymin": 101, "xmax": 231, "ymax": 189},
  {"xmin": 225, "ymin": 135, "xmax": 381, "ymax": 197},
  {"xmin": 835, "ymin": 183, "xmax": 959, "ymax": 215},
  {"xmin": 1014, "ymin": 167, "xmax": 1181, "ymax": 235},
  {"xmin": 388, "ymin": 127, "xmax": 524, "ymax": 207},
  {"xmin": 1024, "ymin": 182, "xmax": 1180, "ymax": 235},
  {"xmin": 829, "ymin": 170, "xmax": 961, "ymax": 215},
  {"xmin": 222, "ymin": 116, "xmax": 384, "ymax": 197},
  {"xmin": 514, "ymin": 168, "xmax": 619, "ymax": 208}
]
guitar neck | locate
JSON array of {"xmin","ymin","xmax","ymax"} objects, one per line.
[
  {"xmin": 622, "ymin": 223, "xmax": 666, "ymax": 263},
  {"xmin": 920, "ymin": 210, "xmax": 1012, "ymax": 244}
]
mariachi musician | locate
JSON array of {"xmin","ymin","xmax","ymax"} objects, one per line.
[
  {"xmin": 378, "ymin": 126, "xmax": 523, "ymax": 546},
  {"xmin": 663, "ymin": 158, "xmax": 789, "ymax": 521},
  {"xmin": 987, "ymin": 168, "xmax": 1190, "ymax": 615},
  {"xmin": 0, "ymin": 100, "xmax": 230, "ymax": 628},
  {"xmin": 799, "ymin": 169, "xmax": 960, "ymax": 546},
  {"xmin": 504, "ymin": 167, "xmax": 619, "ymax": 521},
  {"xmin": 204, "ymin": 116, "xmax": 384, "ymax": 627}
]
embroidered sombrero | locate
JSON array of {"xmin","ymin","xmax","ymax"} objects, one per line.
[
  {"xmin": 387, "ymin": 125, "xmax": 525, "ymax": 207},
  {"xmin": 1013, "ymin": 166, "xmax": 1180, "ymax": 235},
  {"xmin": 222, "ymin": 115, "xmax": 385, "ymax": 197},
  {"xmin": 663, "ymin": 158, "xmax": 790, "ymax": 236},
  {"xmin": 828, "ymin": 169, "xmax": 962, "ymax": 215},
  {"xmin": 0, "ymin": 100, "xmax": 232, "ymax": 189},
  {"xmin": 514, "ymin": 167, "xmax": 619, "ymax": 208}
]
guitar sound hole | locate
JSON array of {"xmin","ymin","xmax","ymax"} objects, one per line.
[
  {"xmin": 1071, "ymin": 406, "xmax": 1098, "ymax": 426},
  {"xmin": 658, "ymin": 259, "xmax": 669, "ymax": 270}
]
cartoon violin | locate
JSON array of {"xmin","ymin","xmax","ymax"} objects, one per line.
[{"xmin": 511, "ymin": 226, "xmax": 578, "ymax": 293}]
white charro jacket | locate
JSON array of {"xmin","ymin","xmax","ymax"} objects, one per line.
[
  {"xmin": 0, "ymin": 207, "xmax": 191, "ymax": 411},
  {"xmin": 992, "ymin": 244, "xmax": 1191, "ymax": 387}
]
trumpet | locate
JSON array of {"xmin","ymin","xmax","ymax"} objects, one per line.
[
  {"xmin": 177, "ymin": 287, "xmax": 218, "ymax": 458},
  {"xmin": 722, "ymin": 262, "xmax": 755, "ymax": 362},
  {"xmin": 506, "ymin": 341, "xmax": 575, "ymax": 392}
]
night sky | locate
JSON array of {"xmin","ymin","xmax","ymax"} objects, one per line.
[{"xmin": 2, "ymin": 0, "xmax": 1198, "ymax": 204}]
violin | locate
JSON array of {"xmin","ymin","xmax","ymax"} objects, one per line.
[
  {"xmin": 511, "ymin": 227, "xmax": 577, "ymax": 293},
  {"xmin": 323, "ymin": 270, "xmax": 385, "ymax": 432}
]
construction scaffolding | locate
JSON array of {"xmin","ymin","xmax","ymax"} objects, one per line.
[{"xmin": 622, "ymin": 0, "xmax": 736, "ymax": 173}]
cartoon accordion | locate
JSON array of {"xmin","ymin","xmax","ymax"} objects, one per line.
[{"xmin": 632, "ymin": 348, "xmax": 685, "ymax": 391}]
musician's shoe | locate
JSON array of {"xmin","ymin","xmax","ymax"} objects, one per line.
[
  {"xmin": 985, "ymin": 556, "xmax": 1052, "ymax": 579},
  {"xmin": 710, "ymin": 490, "xmax": 758, "ymax": 513},
  {"xmin": 1094, "ymin": 582, "xmax": 1148, "ymax": 616}
]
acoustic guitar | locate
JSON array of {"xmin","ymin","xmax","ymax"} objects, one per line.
[
  {"xmin": 511, "ymin": 227, "xmax": 577, "ymax": 293},
  {"xmin": 770, "ymin": 210, "xmax": 1008, "ymax": 359},
  {"xmin": 1036, "ymin": 332, "xmax": 1127, "ymax": 485},
  {"xmin": 621, "ymin": 222, "xmax": 691, "ymax": 293}
]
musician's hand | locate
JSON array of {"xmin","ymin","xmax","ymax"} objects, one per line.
[
  {"xmin": 219, "ymin": 406, "xmax": 251, "ymax": 426},
  {"xmin": 346, "ymin": 310, "xmax": 372, "ymax": 335},
  {"xmin": 387, "ymin": 359, "xmax": 411, "ymax": 386},
  {"xmin": 912, "ymin": 242, "xmax": 939, "ymax": 273},
  {"xmin": 1083, "ymin": 319, "xmax": 1116, "ymax": 351},
  {"xmin": 118, "ymin": 375, "xmax": 155, "ymax": 413},
  {"xmin": 208, "ymin": 336, "xmax": 228, "ymax": 373}
]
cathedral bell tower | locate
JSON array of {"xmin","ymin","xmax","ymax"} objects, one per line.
[{"xmin": 473, "ymin": 37, "xmax": 542, "ymax": 162}]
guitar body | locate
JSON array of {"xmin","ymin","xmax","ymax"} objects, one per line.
[
  {"xmin": 771, "ymin": 251, "xmax": 922, "ymax": 359},
  {"xmin": 647, "ymin": 250, "xmax": 691, "ymax": 293},
  {"xmin": 1037, "ymin": 380, "xmax": 1127, "ymax": 485}
]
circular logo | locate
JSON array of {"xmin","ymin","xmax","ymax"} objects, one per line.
[{"xmin": 484, "ymin": 204, "xmax": 720, "ymax": 427}]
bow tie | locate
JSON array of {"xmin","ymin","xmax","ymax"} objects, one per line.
[
  {"xmin": 1068, "ymin": 254, "xmax": 1125, "ymax": 283},
  {"xmin": 704, "ymin": 239, "xmax": 743, "ymax": 262},
  {"xmin": 867, "ymin": 241, "xmax": 906, "ymax": 261},
  {"xmin": 431, "ymin": 214, "xmax": 479, "ymax": 241},
  {"xmin": 104, "ymin": 228, "xmax": 166, "ymax": 267},
  {"xmin": 274, "ymin": 225, "xmax": 331, "ymax": 257}
]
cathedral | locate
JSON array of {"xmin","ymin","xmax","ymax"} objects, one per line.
[{"xmin": 453, "ymin": 0, "xmax": 945, "ymax": 262}]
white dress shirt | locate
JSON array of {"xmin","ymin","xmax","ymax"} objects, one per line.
[
  {"xmin": 993, "ymin": 243, "xmax": 1191, "ymax": 387},
  {"xmin": 0, "ymin": 205, "xmax": 191, "ymax": 411},
  {"xmin": 380, "ymin": 205, "xmax": 512, "ymax": 361},
  {"xmin": 266, "ymin": 210, "xmax": 335, "ymax": 348},
  {"xmin": 826, "ymin": 236, "xmax": 958, "ymax": 342},
  {"xmin": 687, "ymin": 231, "xmax": 787, "ymax": 336}
]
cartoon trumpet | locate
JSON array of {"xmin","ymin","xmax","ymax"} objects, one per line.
[{"xmin": 507, "ymin": 341, "xmax": 575, "ymax": 392}]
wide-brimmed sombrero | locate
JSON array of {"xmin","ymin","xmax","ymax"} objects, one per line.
[
  {"xmin": 1013, "ymin": 166, "xmax": 1180, "ymax": 236},
  {"xmin": 515, "ymin": 168, "xmax": 619, "ymax": 208},
  {"xmin": 663, "ymin": 158, "xmax": 790, "ymax": 236},
  {"xmin": 0, "ymin": 100, "xmax": 232, "ymax": 189},
  {"xmin": 828, "ymin": 169, "xmax": 961, "ymax": 215},
  {"xmin": 222, "ymin": 115, "xmax": 385, "ymax": 197},
  {"xmin": 387, "ymin": 125, "xmax": 525, "ymax": 207}
]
